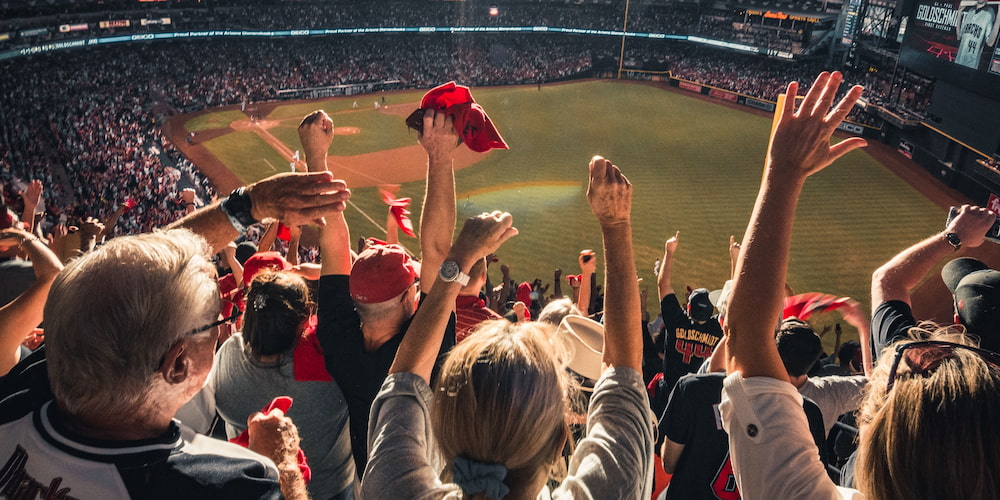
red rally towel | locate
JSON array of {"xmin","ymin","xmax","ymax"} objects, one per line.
[
  {"xmin": 229, "ymin": 396, "xmax": 312, "ymax": 483},
  {"xmin": 293, "ymin": 317, "xmax": 332, "ymax": 382},
  {"xmin": 418, "ymin": 81, "xmax": 509, "ymax": 153},
  {"xmin": 380, "ymin": 188, "xmax": 416, "ymax": 238}
]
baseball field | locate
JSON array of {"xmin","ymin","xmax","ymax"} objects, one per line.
[{"xmin": 173, "ymin": 79, "xmax": 966, "ymax": 349}]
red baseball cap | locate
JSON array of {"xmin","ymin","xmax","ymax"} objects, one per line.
[
  {"xmin": 350, "ymin": 244, "xmax": 420, "ymax": 304},
  {"xmin": 419, "ymin": 81, "xmax": 509, "ymax": 153},
  {"xmin": 242, "ymin": 251, "xmax": 292, "ymax": 285}
]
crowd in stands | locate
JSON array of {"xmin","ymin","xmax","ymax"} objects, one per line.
[
  {"xmin": 3, "ymin": 71, "xmax": 999, "ymax": 500},
  {"xmin": 2, "ymin": 26, "xmax": 932, "ymax": 247}
]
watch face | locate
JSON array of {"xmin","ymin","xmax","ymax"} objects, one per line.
[{"xmin": 440, "ymin": 261, "xmax": 460, "ymax": 281}]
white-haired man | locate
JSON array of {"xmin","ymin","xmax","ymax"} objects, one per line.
[{"xmin": 0, "ymin": 171, "xmax": 351, "ymax": 499}]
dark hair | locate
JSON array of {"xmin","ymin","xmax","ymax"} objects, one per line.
[
  {"xmin": 775, "ymin": 318, "xmax": 823, "ymax": 377},
  {"xmin": 243, "ymin": 271, "xmax": 311, "ymax": 357}
]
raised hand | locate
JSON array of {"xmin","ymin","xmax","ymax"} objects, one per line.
[
  {"xmin": 768, "ymin": 71, "xmax": 867, "ymax": 179},
  {"xmin": 450, "ymin": 211, "xmax": 518, "ymax": 263},
  {"xmin": 586, "ymin": 156, "xmax": 632, "ymax": 227},
  {"xmin": 418, "ymin": 108, "xmax": 460, "ymax": 161},
  {"xmin": 247, "ymin": 172, "xmax": 351, "ymax": 227},
  {"xmin": 945, "ymin": 204, "xmax": 997, "ymax": 248},
  {"xmin": 298, "ymin": 110, "xmax": 334, "ymax": 171}
]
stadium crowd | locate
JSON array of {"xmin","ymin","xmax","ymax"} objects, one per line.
[
  {"xmin": 3, "ymin": 70, "xmax": 998, "ymax": 500},
  {"xmin": 2, "ymin": 26, "xmax": 929, "ymax": 248}
]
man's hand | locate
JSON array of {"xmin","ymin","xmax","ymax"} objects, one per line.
[
  {"xmin": 945, "ymin": 204, "xmax": 996, "ymax": 248},
  {"xmin": 21, "ymin": 180, "xmax": 42, "ymax": 209},
  {"xmin": 247, "ymin": 172, "xmax": 350, "ymax": 227},
  {"xmin": 838, "ymin": 299, "xmax": 867, "ymax": 328},
  {"xmin": 767, "ymin": 71, "xmax": 867, "ymax": 179},
  {"xmin": 586, "ymin": 156, "xmax": 632, "ymax": 227},
  {"xmin": 298, "ymin": 110, "xmax": 334, "ymax": 169},
  {"xmin": 449, "ymin": 211, "xmax": 518, "ymax": 264},
  {"xmin": 79, "ymin": 217, "xmax": 105, "ymax": 238},
  {"xmin": 247, "ymin": 408, "xmax": 301, "ymax": 467},
  {"xmin": 418, "ymin": 108, "xmax": 460, "ymax": 162},
  {"xmin": 665, "ymin": 231, "xmax": 680, "ymax": 259},
  {"xmin": 579, "ymin": 249, "xmax": 597, "ymax": 274}
]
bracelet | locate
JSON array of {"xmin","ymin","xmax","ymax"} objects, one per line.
[
  {"xmin": 184, "ymin": 202, "xmax": 196, "ymax": 207},
  {"xmin": 220, "ymin": 187, "xmax": 258, "ymax": 233}
]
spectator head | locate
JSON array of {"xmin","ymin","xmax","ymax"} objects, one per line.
[
  {"xmin": 243, "ymin": 271, "xmax": 312, "ymax": 358},
  {"xmin": 857, "ymin": 328, "xmax": 1000, "ymax": 499},
  {"xmin": 686, "ymin": 288, "xmax": 714, "ymax": 322},
  {"xmin": 234, "ymin": 241, "xmax": 259, "ymax": 265},
  {"xmin": 838, "ymin": 340, "xmax": 862, "ymax": 370},
  {"xmin": 243, "ymin": 251, "xmax": 291, "ymax": 286},
  {"xmin": 536, "ymin": 297, "xmax": 582, "ymax": 326},
  {"xmin": 775, "ymin": 318, "xmax": 823, "ymax": 380},
  {"xmin": 432, "ymin": 319, "xmax": 571, "ymax": 498},
  {"xmin": 941, "ymin": 257, "xmax": 1000, "ymax": 353},
  {"xmin": 44, "ymin": 229, "xmax": 219, "ymax": 419},
  {"xmin": 350, "ymin": 243, "xmax": 419, "ymax": 318}
]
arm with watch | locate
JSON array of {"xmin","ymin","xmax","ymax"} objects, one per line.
[
  {"xmin": 871, "ymin": 204, "xmax": 996, "ymax": 308},
  {"xmin": 167, "ymin": 171, "xmax": 351, "ymax": 255},
  {"xmin": 870, "ymin": 204, "xmax": 997, "ymax": 358},
  {"xmin": 390, "ymin": 212, "xmax": 518, "ymax": 383}
]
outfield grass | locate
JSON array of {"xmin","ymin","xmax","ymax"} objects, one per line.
[
  {"xmin": 190, "ymin": 80, "xmax": 949, "ymax": 349},
  {"xmin": 202, "ymin": 131, "xmax": 291, "ymax": 180}
]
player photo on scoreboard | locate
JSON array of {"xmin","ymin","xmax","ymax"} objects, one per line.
[{"xmin": 904, "ymin": 0, "xmax": 1000, "ymax": 71}]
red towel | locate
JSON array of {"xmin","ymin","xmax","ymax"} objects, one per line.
[{"xmin": 229, "ymin": 396, "xmax": 312, "ymax": 483}]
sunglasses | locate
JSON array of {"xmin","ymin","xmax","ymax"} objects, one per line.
[
  {"xmin": 183, "ymin": 309, "xmax": 243, "ymax": 337},
  {"xmin": 885, "ymin": 340, "xmax": 1000, "ymax": 393}
]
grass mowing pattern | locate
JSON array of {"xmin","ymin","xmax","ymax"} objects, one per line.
[
  {"xmin": 202, "ymin": 131, "xmax": 291, "ymax": 183},
  {"xmin": 195, "ymin": 80, "xmax": 948, "ymax": 347}
]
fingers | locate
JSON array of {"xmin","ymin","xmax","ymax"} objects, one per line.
[
  {"xmin": 827, "ymin": 137, "xmax": 868, "ymax": 162},
  {"xmin": 797, "ymin": 71, "xmax": 830, "ymax": 117},
  {"xmin": 825, "ymin": 85, "xmax": 864, "ymax": 125}
]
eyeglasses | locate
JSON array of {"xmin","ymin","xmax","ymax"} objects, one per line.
[
  {"xmin": 885, "ymin": 340, "xmax": 1000, "ymax": 393},
  {"xmin": 182, "ymin": 309, "xmax": 242, "ymax": 337}
]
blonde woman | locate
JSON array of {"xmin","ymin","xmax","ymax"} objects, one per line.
[
  {"xmin": 720, "ymin": 71, "xmax": 1000, "ymax": 500},
  {"xmin": 361, "ymin": 158, "xmax": 654, "ymax": 499}
]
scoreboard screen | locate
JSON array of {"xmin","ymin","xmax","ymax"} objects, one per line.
[{"xmin": 899, "ymin": 0, "xmax": 1000, "ymax": 98}]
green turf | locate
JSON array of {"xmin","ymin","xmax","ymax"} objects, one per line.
[
  {"xmin": 189, "ymin": 80, "xmax": 949, "ymax": 350},
  {"xmin": 185, "ymin": 110, "xmax": 249, "ymax": 133},
  {"xmin": 267, "ymin": 111, "xmax": 419, "ymax": 157},
  {"xmin": 202, "ymin": 131, "xmax": 291, "ymax": 183}
]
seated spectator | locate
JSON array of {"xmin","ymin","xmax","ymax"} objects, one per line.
[
  {"xmin": 361, "ymin": 155, "xmax": 653, "ymax": 499},
  {"xmin": 0, "ymin": 170, "xmax": 351, "ymax": 499},
  {"xmin": 212, "ymin": 271, "xmax": 355, "ymax": 500}
]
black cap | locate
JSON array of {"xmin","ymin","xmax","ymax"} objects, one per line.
[
  {"xmin": 942, "ymin": 258, "xmax": 1000, "ymax": 352},
  {"xmin": 687, "ymin": 288, "xmax": 715, "ymax": 322}
]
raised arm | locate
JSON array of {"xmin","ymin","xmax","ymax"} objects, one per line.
[
  {"xmin": 576, "ymin": 250, "xmax": 597, "ymax": 316},
  {"xmin": 417, "ymin": 108, "xmax": 460, "ymax": 293},
  {"xmin": 657, "ymin": 232, "xmax": 679, "ymax": 300},
  {"xmin": 870, "ymin": 204, "xmax": 995, "ymax": 308},
  {"xmin": 726, "ymin": 71, "xmax": 866, "ymax": 380},
  {"xmin": 587, "ymin": 156, "xmax": 642, "ymax": 372},
  {"xmin": 297, "ymin": 110, "xmax": 354, "ymax": 277},
  {"xmin": 167, "ymin": 171, "xmax": 350, "ymax": 255},
  {"xmin": 390, "ymin": 212, "xmax": 517, "ymax": 383},
  {"xmin": 0, "ymin": 228, "xmax": 64, "ymax": 375},
  {"xmin": 19, "ymin": 180, "xmax": 42, "ymax": 235}
]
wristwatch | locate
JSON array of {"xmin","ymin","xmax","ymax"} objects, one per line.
[
  {"xmin": 220, "ymin": 187, "xmax": 258, "ymax": 233},
  {"xmin": 439, "ymin": 260, "xmax": 470, "ymax": 286},
  {"xmin": 944, "ymin": 232, "xmax": 962, "ymax": 251}
]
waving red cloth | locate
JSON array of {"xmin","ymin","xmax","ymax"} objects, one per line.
[
  {"xmin": 229, "ymin": 396, "xmax": 312, "ymax": 483},
  {"xmin": 380, "ymin": 189, "xmax": 416, "ymax": 237},
  {"xmin": 418, "ymin": 81, "xmax": 509, "ymax": 153}
]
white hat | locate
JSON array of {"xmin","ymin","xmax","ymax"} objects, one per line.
[{"xmin": 555, "ymin": 315, "xmax": 605, "ymax": 381}]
